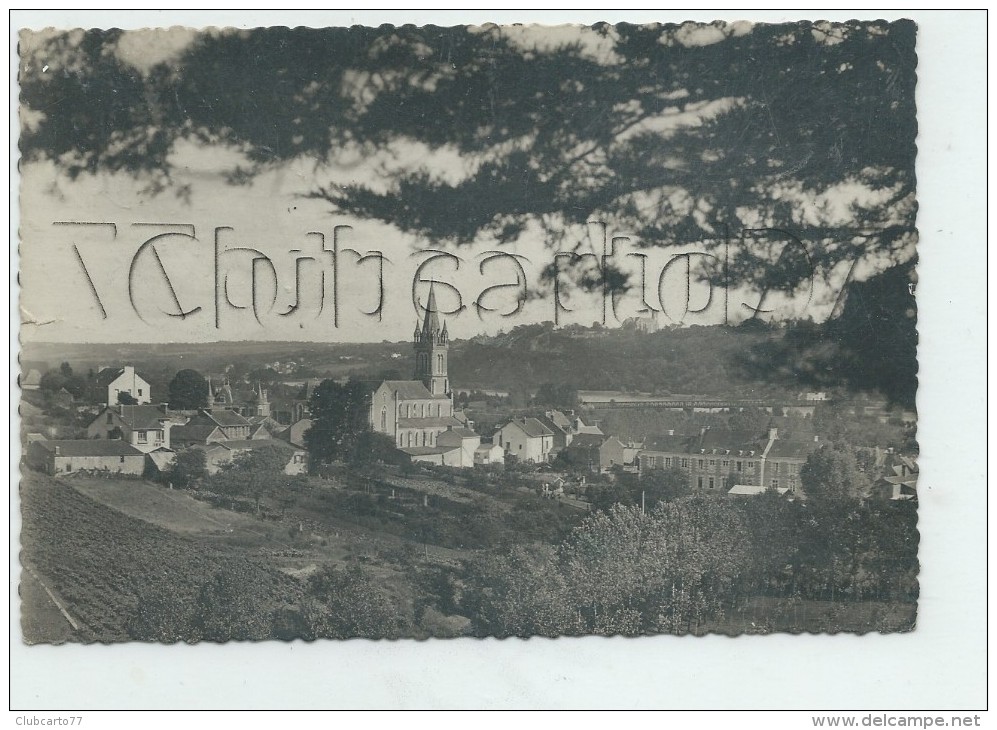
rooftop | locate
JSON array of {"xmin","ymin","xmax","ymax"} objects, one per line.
[{"xmin": 35, "ymin": 439, "xmax": 144, "ymax": 457}]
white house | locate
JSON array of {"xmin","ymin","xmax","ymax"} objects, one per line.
[
  {"xmin": 495, "ymin": 417, "xmax": 555, "ymax": 463},
  {"xmin": 435, "ymin": 427, "xmax": 480, "ymax": 468},
  {"xmin": 474, "ymin": 442, "xmax": 505, "ymax": 466},
  {"xmin": 95, "ymin": 366, "xmax": 151, "ymax": 405}
]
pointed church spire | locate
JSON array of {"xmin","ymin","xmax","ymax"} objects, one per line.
[{"xmin": 421, "ymin": 281, "xmax": 441, "ymax": 337}]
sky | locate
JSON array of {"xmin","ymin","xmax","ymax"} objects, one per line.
[{"xmin": 17, "ymin": 23, "xmax": 892, "ymax": 345}]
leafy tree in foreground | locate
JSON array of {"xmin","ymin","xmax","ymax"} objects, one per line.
[
  {"xmin": 800, "ymin": 444, "xmax": 870, "ymax": 502},
  {"xmin": 208, "ymin": 443, "xmax": 295, "ymax": 513},
  {"xmin": 304, "ymin": 379, "xmax": 373, "ymax": 466},
  {"xmin": 167, "ymin": 368, "xmax": 209, "ymax": 410},
  {"xmin": 165, "ymin": 447, "xmax": 207, "ymax": 489}
]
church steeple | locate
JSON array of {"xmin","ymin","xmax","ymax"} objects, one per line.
[{"xmin": 414, "ymin": 282, "xmax": 450, "ymax": 396}]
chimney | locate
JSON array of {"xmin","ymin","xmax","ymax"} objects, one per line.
[
  {"xmin": 53, "ymin": 446, "xmax": 60, "ymax": 456},
  {"xmin": 667, "ymin": 429, "xmax": 675, "ymax": 436}
]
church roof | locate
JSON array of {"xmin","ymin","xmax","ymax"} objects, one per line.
[{"xmin": 379, "ymin": 380, "xmax": 448, "ymax": 400}]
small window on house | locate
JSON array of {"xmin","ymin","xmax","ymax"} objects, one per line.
[
  {"xmin": 698, "ymin": 459, "xmax": 704, "ymax": 468},
  {"xmin": 722, "ymin": 459, "xmax": 729, "ymax": 467},
  {"xmin": 664, "ymin": 457, "xmax": 671, "ymax": 467},
  {"xmin": 681, "ymin": 458, "xmax": 689, "ymax": 468},
  {"xmin": 736, "ymin": 461, "xmax": 743, "ymax": 472},
  {"xmin": 709, "ymin": 459, "xmax": 716, "ymax": 467},
  {"xmin": 708, "ymin": 477, "xmax": 715, "ymax": 489},
  {"xmin": 137, "ymin": 431, "xmax": 147, "ymax": 443},
  {"xmin": 697, "ymin": 476, "xmax": 703, "ymax": 489},
  {"xmin": 120, "ymin": 456, "xmax": 125, "ymax": 463},
  {"xmin": 138, "ymin": 389, "xmax": 143, "ymax": 396},
  {"xmin": 771, "ymin": 479, "xmax": 779, "ymax": 488},
  {"xmin": 106, "ymin": 412, "xmax": 114, "ymax": 424}
]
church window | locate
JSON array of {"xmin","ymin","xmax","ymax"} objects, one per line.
[
  {"xmin": 437, "ymin": 354, "xmax": 444, "ymax": 373},
  {"xmin": 380, "ymin": 407, "xmax": 386, "ymax": 431}
]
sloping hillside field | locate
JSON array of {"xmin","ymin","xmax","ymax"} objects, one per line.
[{"xmin": 19, "ymin": 472, "xmax": 303, "ymax": 643}]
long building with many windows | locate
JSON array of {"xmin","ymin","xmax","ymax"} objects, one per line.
[{"xmin": 638, "ymin": 427, "xmax": 817, "ymax": 496}]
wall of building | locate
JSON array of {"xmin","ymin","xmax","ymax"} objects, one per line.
[{"xmin": 47, "ymin": 453, "xmax": 146, "ymax": 476}]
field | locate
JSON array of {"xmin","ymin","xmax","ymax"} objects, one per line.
[{"xmin": 19, "ymin": 473, "xmax": 311, "ymax": 642}]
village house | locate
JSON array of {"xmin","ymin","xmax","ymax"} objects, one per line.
[
  {"xmin": 557, "ymin": 432, "xmax": 607, "ymax": 472},
  {"xmin": 192, "ymin": 439, "xmax": 307, "ymax": 475},
  {"xmin": 86, "ymin": 403, "xmax": 182, "ymax": 453},
  {"xmin": 94, "ymin": 365, "xmax": 151, "ymax": 405},
  {"xmin": 495, "ymin": 417, "xmax": 555, "ymax": 464},
  {"xmin": 872, "ymin": 453, "xmax": 918, "ymax": 501},
  {"xmin": 534, "ymin": 410, "xmax": 575, "ymax": 450},
  {"xmin": 474, "ymin": 441, "xmax": 505, "ymax": 467},
  {"xmin": 598, "ymin": 436, "xmax": 644, "ymax": 472},
  {"xmin": 28, "ymin": 439, "xmax": 146, "ymax": 476},
  {"xmin": 275, "ymin": 418, "xmax": 312, "ymax": 450},
  {"xmin": 170, "ymin": 409, "xmax": 266, "ymax": 447},
  {"xmin": 20, "ymin": 369, "xmax": 43, "ymax": 391},
  {"xmin": 208, "ymin": 378, "xmax": 273, "ymax": 419}
]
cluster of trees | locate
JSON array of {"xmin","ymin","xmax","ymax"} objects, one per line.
[
  {"xmin": 167, "ymin": 369, "xmax": 209, "ymax": 410},
  {"xmin": 454, "ymin": 323, "xmax": 780, "ymax": 397},
  {"xmin": 533, "ymin": 383, "xmax": 579, "ymax": 410},
  {"xmin": 427, "ymin": 440, "xmax": 916, "ymax": 636},
  {"xmin": 447, "ymin": 486, "xmax": 917, "ymax": 637},
  {"xmin": 35, "ymin": 362, "xmax": 89, "ymax": 400},
  {"xmin": 128, "ymin": 564, "xmax": 401, "ymax": 642},
  {"xmin": 303, "ymin": 379, "xmax": 403, "ymax": 469}
]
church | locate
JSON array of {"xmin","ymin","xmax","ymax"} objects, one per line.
[{"xmin": 369, "ymin": 285, "xmax": 479, "ymax": 466}]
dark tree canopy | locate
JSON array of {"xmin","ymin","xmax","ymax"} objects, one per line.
[
  {"xmin": 167, "ymin": 369, "xmax": 209, "ymax": 410},
  {"xmin": 19, "ymin": 22, "xmax": 918, "ymax": 404},
  {"xmin": 304, "ymin": 379, "xmax": 374, "ymax": 465},
  {"xmin": 19, "ymin": 22, "xmax": 916, "ymax": 256}
]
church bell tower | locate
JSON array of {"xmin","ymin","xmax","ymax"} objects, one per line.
[{"xmin": 413, "ymin": 283, "xmax": 450, "ymax": 396}]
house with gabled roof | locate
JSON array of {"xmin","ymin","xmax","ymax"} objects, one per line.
[
  {"xmin": 85, "ymin": 403, "xmax": 182, "ymax": 453},
  {"xmin": 20, "ymin": 369, "xmax": 43, "ymax": 391},
  {"xmin": 170, "ymin": 408, "xmax": 260, "ymax": 446},
  {"xmin": 94, "ymin": 365, "xmax": 151, "ymax": 405},
  {"xmin": 28, "ymin": 439, "xmax": 146, "ymax": 476},
  {"xmin": 495, "ymin": 417, "xmax": 555, "ymax": 463}
]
